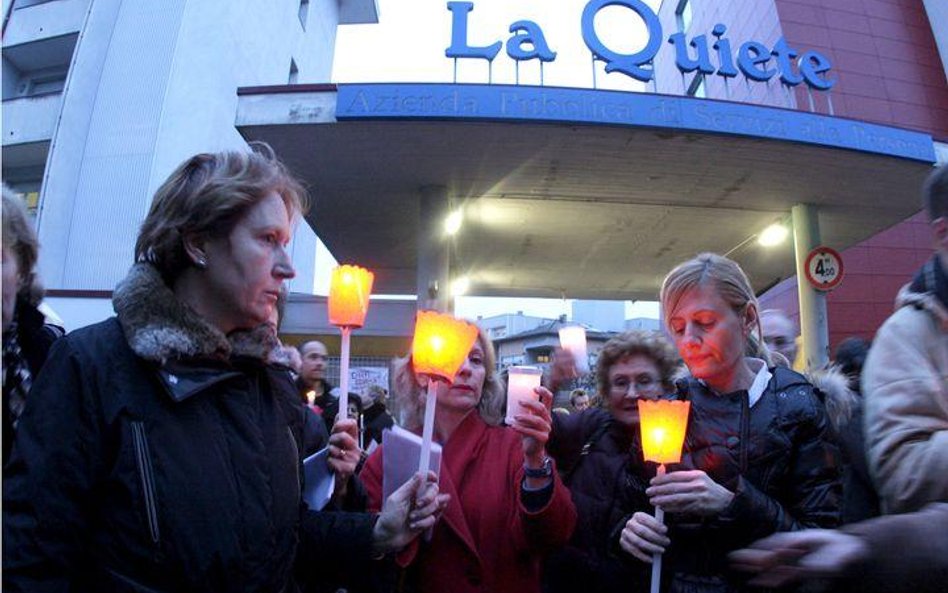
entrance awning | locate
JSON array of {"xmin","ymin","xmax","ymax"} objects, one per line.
[{"xmin": 236, "ymin": 83, "xmax": 935, "ymax": 300}]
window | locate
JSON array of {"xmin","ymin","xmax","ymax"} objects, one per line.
[
  {"xmin": 675, "ymin": 0, "xmax": 692, "ymax": 32},
  {"xmin": 288, "ymin": 59, "xmax": 299, "ymax": 84},
  {"xmin": 298, "ymin": 0, "xmax": 309, "ymax": 31},
  {"xmin": 687, "ymin": 73, "xmax": 706, "ymax": 98}
]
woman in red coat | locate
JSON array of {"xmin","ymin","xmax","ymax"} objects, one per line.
[{"xmin": 362, "ymin": 330, "xmax": 576, "ymax": 593}]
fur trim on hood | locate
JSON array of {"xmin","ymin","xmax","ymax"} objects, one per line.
[
  {"xmin": 807, "ymin": 364, "xmax": 858, "ymax": 432},
  {"xmin": 113, "ymin": 263, "xmax": 278, "ymax": 364},
  {"xmin": 896, "ymin": 284, "xmax": 948, "ymax": 333}
]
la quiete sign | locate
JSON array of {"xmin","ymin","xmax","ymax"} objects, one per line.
[{"xmin": 446, "ymin": 0, "xmax": 835, "ymax": 91}]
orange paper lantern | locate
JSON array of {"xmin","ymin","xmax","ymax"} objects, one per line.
[
  {"xmin": 411, "ymin": 310, "xmax": 479, "ymax": 382},
  {"xmin": 328, "ymin": 265, "xmax": 374, "ymax": 328},
  {"xmin": 638, "ymin": 400, "xmax": 691, "ymax": 465}
]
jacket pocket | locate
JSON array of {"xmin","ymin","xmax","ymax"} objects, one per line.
[{"xmin": 131, "ymin": 421, "xmax": 161, "ymax": 548}]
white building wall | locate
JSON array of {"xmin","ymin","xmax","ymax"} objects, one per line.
[
  {"xmin": 572, "ymin": 299, "xmax": 625, "ymax": 332},
  {"xmin": 34, "ymin": 0, "xmax": 342, "ymax": 298}
]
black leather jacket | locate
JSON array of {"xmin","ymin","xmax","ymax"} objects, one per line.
[{"xmin": 622, "ymin": 366, "xmax": 841, "ymax": 593}]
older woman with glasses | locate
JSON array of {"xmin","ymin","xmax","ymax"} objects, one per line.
[{"xmin": 544, "ymin": 330, "xmax": 682, "ymax": 593}]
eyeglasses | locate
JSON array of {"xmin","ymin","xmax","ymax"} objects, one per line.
[{"xmin": 609, "ymin": 374, "xmax": 661, "ymax": 396}]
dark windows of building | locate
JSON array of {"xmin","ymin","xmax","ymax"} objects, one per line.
[
  {"xmin": 675, "ymin": 0, "xmax": 692, "ymax": 32},
  {"xmin": 2, "ymin": 33, "xmax": 77, "ymax": 100},
  {"xmin": 288, "ymin": 58, "xmax": 299, "ymax": 84},
  {"xmin": 298, "ymin": 0, "xmax": 309, "ymax": 31}
]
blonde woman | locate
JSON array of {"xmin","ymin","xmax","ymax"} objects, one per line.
[
  {"xmin": 619, "ymin": 253, "xmax": 840, "ymax": 593},
  {"xmin": 361, "ymin": 330, "xmax": 577, "ymax": 593}
]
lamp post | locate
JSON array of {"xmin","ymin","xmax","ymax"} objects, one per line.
[
  {"xmin": 638, "ymin": 399, "xmax": 691, "ymax": 593},
  {"xmin": 328, "ymin": 265, "xmax": 374, "ymax": 424},
  {"xmin": 411, "ymin": 310, "xmax": 479, "ymax": 474}
]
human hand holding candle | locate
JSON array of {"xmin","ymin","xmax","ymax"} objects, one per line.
[
  {"xmin": 636, "ymin": 399, "xmax": 691, "ymax": 593},
  {"xmin": 511, "ymin": 386, "xmax": 554, "ymax": 484},
  {"xmin": 327, "ymin": 417, "xmax": 361, "ymax": 498},
  {"xmin": 328, "ymin": 264, "xmax": 374, "ymax": 425}
]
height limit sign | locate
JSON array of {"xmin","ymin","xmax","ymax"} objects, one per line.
[{"xmin": 804, "ymin": 246, "xmax": 844, "ymax": 291}]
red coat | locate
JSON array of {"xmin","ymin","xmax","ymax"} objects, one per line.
[{"xmin": 362, "ymin": 413, "xmax": 577, "ymax": 593}]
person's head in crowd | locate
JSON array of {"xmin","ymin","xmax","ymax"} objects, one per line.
[
  {"xmin": 393, "ymin": 328, "xmax": 505, "ymax": 432},
  {"xmin": 569, "ymin": 389, "xmax": 590, "ymax": 412},
  {"xmin": 361, "ymin": 384, "xmax": 387, "ymax": 408},
  {"xmin": 661, "ymin": 253, "xmax": 770, "ymax": 393},
  {"xmin": 299, "ymin": 340, "xmax": 329, "ymax": 386},
  {"xmin": 2, "ymin": 185, "xmax": 42, "ymax": 331},
  {"xmin": 134, "ymin": 143, "xmax": 304, "ymax": 334},
  {"xmin": 760, "ymin": 309, "xmax": 798, "ymax": 367},
  {"xmin": 834, "ymin": 337, "xmax": 871, "ymax": 393},
  {"xmin": 596, "ymin": 330, "xmax": 680, "ymax": 428},
  {"xmin": 345, "ymin": 394, "xmax": 363, "ymax": 421},
  {"xmin": 923, "ymin": 163, "xmax": 948, "ymax": 262}
]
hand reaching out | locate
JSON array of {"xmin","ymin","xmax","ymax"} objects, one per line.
[{"xmin": 372, "ymin": 471, "xmax": 451, "ymax": 555}]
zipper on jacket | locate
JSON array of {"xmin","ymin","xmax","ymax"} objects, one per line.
[{"xmin": 131, "ymin": 421, "xmax": 162, "ymax": 549}]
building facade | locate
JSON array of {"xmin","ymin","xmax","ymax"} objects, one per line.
[
  {"xmin": 665, "ymin": 0, "xmax": 948, "ymax": 351},
  {"xmin": 2, "ymin": 0, "xmax": 378, "ymax": 328}
]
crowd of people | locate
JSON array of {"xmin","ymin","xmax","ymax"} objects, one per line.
[{"xmin": 2, "ymin": 146, "xmax": 946, "ymax": 593}]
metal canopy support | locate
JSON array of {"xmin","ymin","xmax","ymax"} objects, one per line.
[
  {"xmin": 417, "ymin": 185, "xmax": 451, "ymax": 313},
  {"xmin": 791, "ymin": 203, "xmax": 830, "ymax": 370}
]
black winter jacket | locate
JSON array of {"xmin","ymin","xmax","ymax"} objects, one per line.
[
  {"xmin": 2, "ymin": 264, "xmax": 377, "ymax": 593},
  {"xmin": 544, "ymin": 408, "xmax": 651, "ymax": 593},
  {"xmin": 2, "ymin": 295, "xmax": 63, "ymax": 465},
  {"xmin": 622, "ymin": 367, "xmax": 841, "ymax": 593}
]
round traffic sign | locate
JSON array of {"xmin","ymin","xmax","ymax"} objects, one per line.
[{"xmin": 804, "ymin": 246, "xmax": 844, "ymax": 291}]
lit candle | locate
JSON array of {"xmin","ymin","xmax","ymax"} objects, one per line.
[
  {"xmin": 411, "ymin": 311, "xmax": 479, "ymax": 382},
  {"xmin": 505, "ymin": 366, "xmax": 543, "ymax": 425},
  {"xmin": 411, "ymin": 311, "xmax": 480, "ymax": 475},
  {"xmin": 638, "ymin": 399, "xmax": 691, "ymax": 465},
  {"xmin": 558, "ymin": 325, "xmax": 589, "ymax": 373},
  {"xmin": 328, "ymin": 264, "xmax": 375, "ymax": 423},
  {"xmin": 637, "ymin": 398, "xmax": 691, "ymax": 593},
  {"xmin": 328, "ymin": 265, "xmax": 374, "ymax": 329}
]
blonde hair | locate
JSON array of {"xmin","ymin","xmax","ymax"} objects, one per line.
[
  {"xmin": 660, "ymin": 253, "xmax": 771, "ymax": 365},
  {"xmin": 595, "ymin": 330, "xmax": 681, "ymax": 397},
  {"xmin": 391, "ymin": 329, "xmax": 505, "ymax": 431},
  {"xmin": 2, "ymin": 185, "xmax": 43, "ymax": 304},
  {"xmin": 135, "ymin": 143, "xmax": 307, "ymax": 283}
]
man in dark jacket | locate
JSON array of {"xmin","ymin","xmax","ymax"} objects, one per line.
[
  {"xmin": 361, "ymin": 385, "xmax": 394, "ymax": 446},
  {"xmin": 298, "ymin": 340, "xmax": 338, "ymax": 427}
]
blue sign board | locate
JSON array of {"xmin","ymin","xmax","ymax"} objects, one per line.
[
  {"xmin": 336, "ymin": 83, "xmax": 935, "ymax": 163},
  {"xmin": 446, "ymin": 0, "xmax": 835, "ymax": 91}
]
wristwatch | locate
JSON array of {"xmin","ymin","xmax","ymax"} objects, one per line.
[{"xmin": 524, "ymin": 456, "xmax": 553, "ymax": 479}]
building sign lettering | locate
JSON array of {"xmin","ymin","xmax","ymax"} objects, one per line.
[{"xmin": 446, "ymin": 0, "xmax": 835, "ymax": 91}]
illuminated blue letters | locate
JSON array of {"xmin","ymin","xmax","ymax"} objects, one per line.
[
  {"xmin": 445, "ymin": 1, "xmax": 835, "ymax": 91},
  {"xmin": 507, "ymin": 20, "xmax": 556, "ymax": 62},
  {"xmin": 581, "ymin": 0, "xmax": 662, "ymax": 81},
  {"xmin": 446, "ymin": 1, "xmax": 501, "ymax": 61}
]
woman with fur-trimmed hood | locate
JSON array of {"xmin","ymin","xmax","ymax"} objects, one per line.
[{"xmin": 2, "ymin": 146, "xmax": 445, "ymax": 593}]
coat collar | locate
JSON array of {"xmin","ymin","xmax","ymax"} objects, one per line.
[{"xmin": 113, "ymin": 263, "xmax": 278, "ymax": 365}]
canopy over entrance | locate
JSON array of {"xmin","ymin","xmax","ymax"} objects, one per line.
[{"xmin": 236, "ymin": 83, "xmax": 935, "ymax": 300}]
